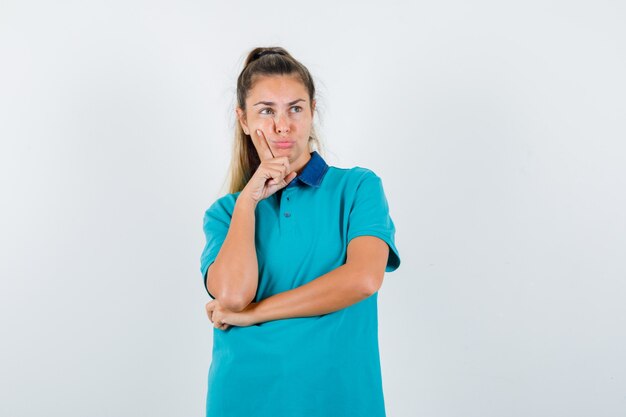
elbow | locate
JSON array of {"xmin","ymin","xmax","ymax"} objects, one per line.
[
  {"xmin": 219, "ymin": 295, "xmax": 252, "ymax": 313},
  {"xmin": 346, "ymin": 263, "xmax": 382, "ymax": 297},
  {"xmin": 210, "ymin": 284, "xmax": 255, "ymax": 312},
  {"xmin": 362, "ymin": 271, "xmax": 384, "ymax": 296},
  {"xmin": 208, "ymin": 262, "xmax": 256, "ymax": 311}
]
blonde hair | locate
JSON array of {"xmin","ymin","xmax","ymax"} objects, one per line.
[{"xmin": 224, "ymin": 46, "xmax": 325, "ymax": 194}]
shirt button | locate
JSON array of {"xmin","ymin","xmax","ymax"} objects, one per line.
[{"xmin": 284, "ymin": 212, "xmax": 291, "ymax": 217}]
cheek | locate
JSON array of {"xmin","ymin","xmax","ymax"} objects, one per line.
[{"xmin": 254, "ymin": 119, "xmax": 276, "ymax": 130}]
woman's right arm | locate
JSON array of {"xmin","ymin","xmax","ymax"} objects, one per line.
[
  {"xmin": 206, "ymin": 194, "xmax": 258, "ymax": 312},
  {"xmin": 206, "ymin": 128, "xmax": 296, "ymax": 312}
]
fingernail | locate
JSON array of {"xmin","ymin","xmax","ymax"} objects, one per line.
[{"xmin": 256, "ymin": 129, "xmax": 261, "ymax": 136}]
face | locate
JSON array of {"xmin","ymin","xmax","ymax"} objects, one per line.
[{"xmin": 236, "ymin": 74, "xmax": 316, "ymax": 168}]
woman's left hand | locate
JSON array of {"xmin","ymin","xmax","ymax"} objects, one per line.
[{"xmin": 205, "ymin": 299, "xmax": 259, "ymax": 330}]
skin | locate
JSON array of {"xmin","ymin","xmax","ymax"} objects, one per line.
[{"xmin": 205, "ymin": 74, "xmax": 389, "ymax": 330}]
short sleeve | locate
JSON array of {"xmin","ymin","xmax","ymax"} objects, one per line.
[
  {"xmin": 347, "ymin": 171, "xmax": 401, "ymax": 272},
  {"xmin": 199, "ymin": 199, "xmax": 232, "ymax": 299}
]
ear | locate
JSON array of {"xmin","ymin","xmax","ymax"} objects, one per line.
[
  {"xmin": 236, "ymin": 107, "xmax": 250, "ymax": 135},
  {"xmin": 311, "ymin": 99, "xmax": 316, "ymax": 114}
]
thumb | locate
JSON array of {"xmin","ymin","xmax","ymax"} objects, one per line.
[
  {"xmin": 286, "ymin": 171, "xmax": 298, "ymax": 183},
  {"xmin": 269, "ymin": 171, "xmax": 297, "ymax": 186}
]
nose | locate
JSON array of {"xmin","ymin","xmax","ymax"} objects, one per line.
[{"xmin": 273, "ymin": 113, "xmax": 290, "ymax": 134}]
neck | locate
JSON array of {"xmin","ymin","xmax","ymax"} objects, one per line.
[{"xmin": 292, "ymin": 152, "xmax": 311, "ymax": 176}]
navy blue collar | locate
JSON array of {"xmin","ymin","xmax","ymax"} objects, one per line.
[{"xmin": 287, "ymin": 150, "xmax": 329, "ymax": 188}]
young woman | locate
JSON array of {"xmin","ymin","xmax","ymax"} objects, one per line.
[{"xmin": 200, "ymin": 46, "xmax": 401, "ymax": 417}]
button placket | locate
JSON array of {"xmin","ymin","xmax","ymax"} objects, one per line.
[{"xmin": 283, "ymin": 189, "xmax": 293, "ymax": 218}]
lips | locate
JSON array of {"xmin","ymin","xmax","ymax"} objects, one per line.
[{"xmin": 273, "ymin": 141, "xmax": 295, "ymax": 149}]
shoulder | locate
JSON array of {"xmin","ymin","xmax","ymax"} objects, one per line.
[
  {"xmin": 325, "ymin": 166, "xmax": 385, "ymax": 198},
  {"xmin": 326, "ymin": 165, "xmax": 382, "ymax": 187}
]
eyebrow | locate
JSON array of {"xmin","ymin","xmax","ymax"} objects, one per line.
[{"xmin": 253, "ymin": 98, "xmax": 306, "ymax": 107}]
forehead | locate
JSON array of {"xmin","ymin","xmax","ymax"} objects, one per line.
[{"xmin": 248, "ymin": 75, "xmax": 308, "ymax": 100}]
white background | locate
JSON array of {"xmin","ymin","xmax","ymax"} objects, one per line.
[{"xmin": 1, "ymin": 1, "xmax": 625, "ymax": 416}]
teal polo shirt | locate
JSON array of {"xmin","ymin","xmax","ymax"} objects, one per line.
[{"xmin": 199, "ymin": 150, "xmax": 401, "ymax": 417}]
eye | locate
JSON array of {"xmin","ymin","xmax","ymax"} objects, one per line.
[{"xmin": 259, "ymin": 106, "xmax": 303, "ymax": 115}]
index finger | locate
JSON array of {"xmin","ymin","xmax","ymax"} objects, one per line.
[{"xmin": 254, "ymin": 129, "xmax": 275, "ymax": 160}]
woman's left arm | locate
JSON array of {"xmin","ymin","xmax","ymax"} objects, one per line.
[
  {"xmin": 251, "ymin": 235, "xmax": 389, "ymax": 323},
  {"xmin": 207, "ymin": 235, "xmax": 389, "ymax": 328}
]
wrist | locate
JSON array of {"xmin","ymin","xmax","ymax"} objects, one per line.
[
  {"xmin": 250, "ymin": 300, "xmax": 268, "ymax": 324},
  {"xmin": 236, "ymin": 192, "xmax": 258, "ymax": 211},
  {"xmin": 248, "ymin": 301, "xmax": 264, "ymax": 325}
]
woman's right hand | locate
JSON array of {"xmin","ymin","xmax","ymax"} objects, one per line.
[{"xmin": 241, "ymin": 129, "xmax": 298, "ymax": 203}]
